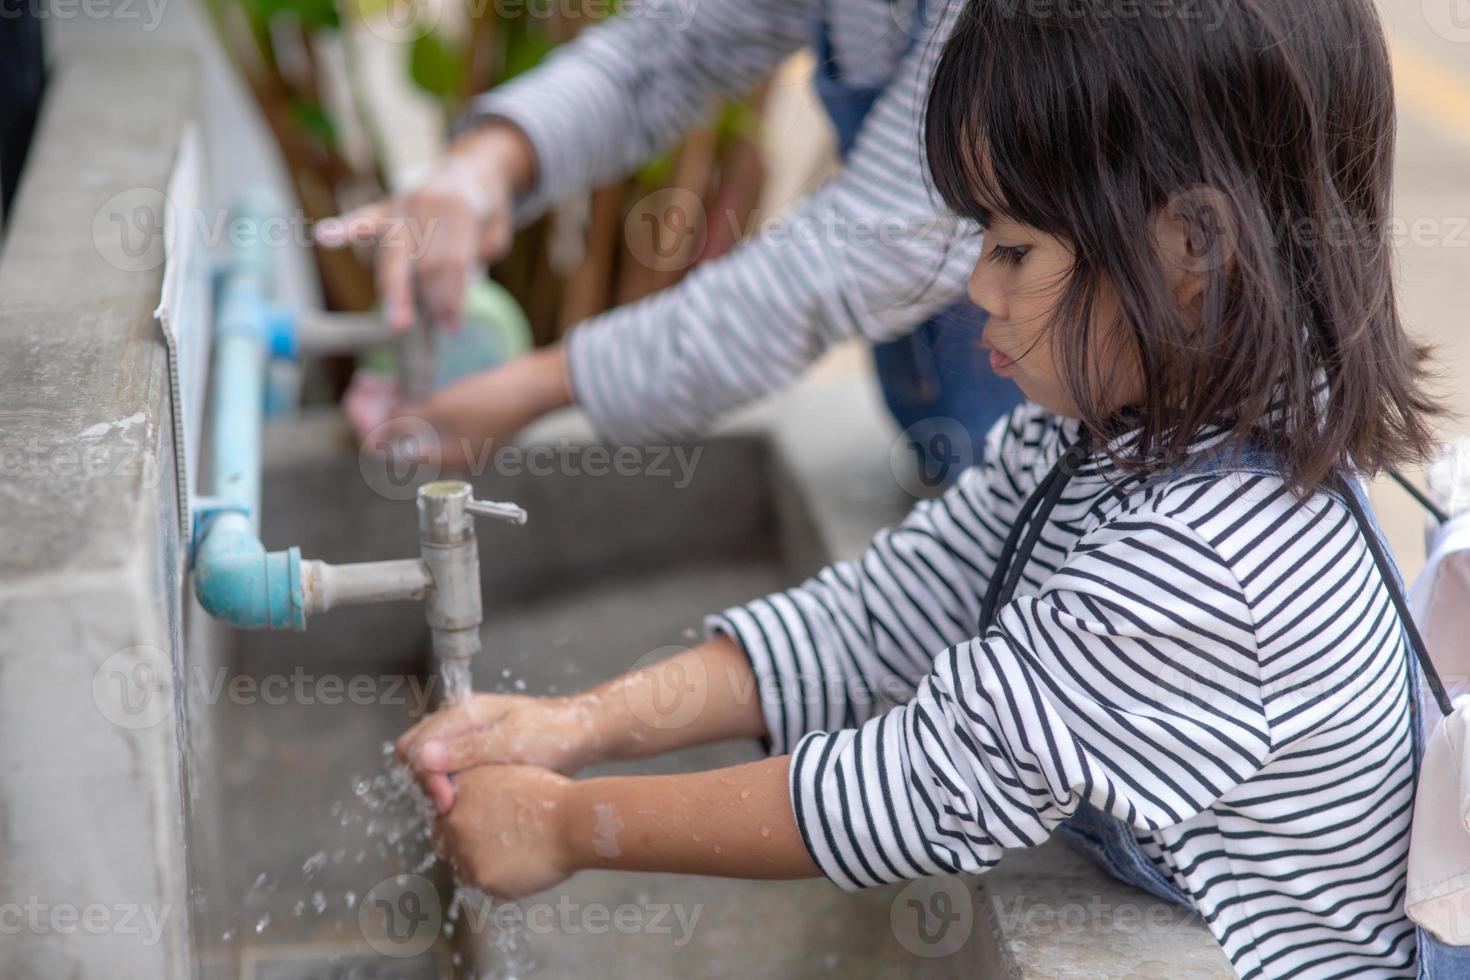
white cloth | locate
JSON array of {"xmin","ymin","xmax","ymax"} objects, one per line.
[
  {"xmin": 1410, "ymin": 511, "xmax": 1470, "ymax": 704},
  {"xmin": 1407, "ymin": 708, "xmax": 1470, "ymax": 944},
  {"xmin": 1405, "ymin": 503, "xmax": 1470, "ymax": 944}
]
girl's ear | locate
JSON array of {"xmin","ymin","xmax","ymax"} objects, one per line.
[{"xmin": 1151, "ymin": 185, "xmax": 1237, "ymax": 310}]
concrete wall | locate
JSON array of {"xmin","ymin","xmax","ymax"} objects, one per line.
[
  {"xmin": 43, "ymin": 0, "xmax": 322, "ymax": 314},
  {"xmin": 0, "ymin": 47, "xmax": 199, "ymax": 980}
]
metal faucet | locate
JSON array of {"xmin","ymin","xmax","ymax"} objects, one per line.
[{"xmin": 298, "ymin": 481, "xmax": 526, "ymax": 667}]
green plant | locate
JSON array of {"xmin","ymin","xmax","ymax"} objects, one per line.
[{"xmin": 202, "ymin": 0, "xmax": 765, "ymax": 340}]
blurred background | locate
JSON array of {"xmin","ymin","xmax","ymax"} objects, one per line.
[
  {"xmin": 0, "ymin": 3, "xmax": 1466, "ymax": 978},
  {"xmin": 0, "ymin": 0, "xmax": 1464, "ymax": 550}
]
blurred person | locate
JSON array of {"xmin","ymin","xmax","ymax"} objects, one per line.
[
  {"xmin": 0, "ymin": 10, "xmax": 45, "ymax": 223},
  {"xmin": 317, "ymin": 0, "xmax": 1022, "ymax": 478}
]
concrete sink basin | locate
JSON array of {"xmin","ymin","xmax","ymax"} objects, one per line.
[{"xmin": 186, "ymin": 410, "xmax": 979, "ymax": 979}]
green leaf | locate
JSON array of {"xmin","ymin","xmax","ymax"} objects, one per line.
[
  {"xmin": 242, "ymin": 0, "xmax": 339, "ymax": 29},
  {"xmin": 291, "ymin": 99, "xmax": 337, "ymax": 148},
  {"xmin": 409, "ymin": 29, "xmax": 465, "ymax": 101},
  {"xmin": 501, "ymin": 28, "xmax": 554, "ymax": 82}
]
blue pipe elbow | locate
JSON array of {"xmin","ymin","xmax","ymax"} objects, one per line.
[{"xmin": 194, "ymin": 512, "xmax": 307, "ymax": 630}]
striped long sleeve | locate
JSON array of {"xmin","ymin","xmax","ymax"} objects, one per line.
[
  {"xmin": 787, "ymin": 512, "xmax": 1270, "ymax": 887},
  {"xmin": 461, "ymin": 0, "xmax": 976, "ymax": 443},
  {"xmin": 461, "ymin": 0, "xmax": 813, "ymax": 225},
  {"xmin": 712, "ymin": 403, "xmax": 1420, "ymax": 977},
  {"xmin": 705, "ymin": 408, "xmax": 1051, "ymax": 754}
]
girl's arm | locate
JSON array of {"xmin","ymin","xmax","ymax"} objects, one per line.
[
  {"xmin": 564, "ymin": 757, "xmax": 819, "ymax": 879},
  {"xmin": 439, "ymin": 506, "xmax": 1272, "ymax": 900},
  {"xmin": 436, "ymin": 757, "xmax": 819, "ymax": 900},
  {"xmin": 400, "ymin": 635, "xmax": 770, "ymax": 810},
  {"xmin": 402, "ymin": 406, "xmax": 1053, "ymax": 806}
]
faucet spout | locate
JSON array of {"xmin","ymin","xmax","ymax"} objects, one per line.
[{"xmin": 417, "ymin": 482, "xmax": 484, "ymax": 667}]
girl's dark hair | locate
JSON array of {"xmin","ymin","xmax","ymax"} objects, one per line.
[{"xmin": 925, "ymin": 0, "xmax": 1441, "ymax": 492}]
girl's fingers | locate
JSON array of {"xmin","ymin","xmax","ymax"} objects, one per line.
[
  {"xmin": 431, "ymin": 815, "xmax": 456, "ymax": 860},
  {"xmin": 423, "ymin": 773, "xmax": 456, "ymax": 814},
  {"xmin": 417, "ymin": 731, "xmax": 501, "ymax": 774},
  {"xmin": 397, "ymin": 696, "xmax": 510, "ymax": 764}
]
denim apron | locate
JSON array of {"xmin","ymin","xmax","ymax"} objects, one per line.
[
  {"xmin": 996, "ymin": 437, "xmax": 1457, "ymax": 975},
  {"xmin": 1308, "ymin": 471, "xmax": 1466, "ymax": 977},
  {"xmin": 810, "ymin": 0, "xmax": 1023, "ymax": 476}
]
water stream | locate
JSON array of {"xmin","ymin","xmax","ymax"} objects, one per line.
[
  {"xmin": 220, "ymin": 658, "xmax": 536, "ymax": 979},
  {"xmin": 439, "ymin": 657, "xmax": 535, "ymax": 980}
]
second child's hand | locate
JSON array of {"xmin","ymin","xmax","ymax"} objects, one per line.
[
  {"xmin": 314, "ymin": 121, "xmax": 536, "ymax": 333},
  {"xmin": 361, "ymin": 345, "xmax": 574, "ymax": 475}
]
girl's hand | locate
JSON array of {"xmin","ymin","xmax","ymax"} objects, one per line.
[
  {"xmin": 436, "ymin": 765, "xmax": 576, "ymax": 900},
  {"xmin": 397, "ymin": 692, "xmax": 608, "ymax": 812}
]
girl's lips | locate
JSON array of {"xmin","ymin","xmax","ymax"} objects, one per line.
[{"xmin": 988, "ymin": 347, "xmax": 1016, "ymax": 375}]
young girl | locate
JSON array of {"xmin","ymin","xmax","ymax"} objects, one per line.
[{"xmin": 397, "ymin": 0, "xmax": 1441, "ymax": 973}]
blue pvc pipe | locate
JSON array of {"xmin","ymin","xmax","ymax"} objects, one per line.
[{"xmin": 193, "ymin": 194, "xmax": 307, "ymax": 630}]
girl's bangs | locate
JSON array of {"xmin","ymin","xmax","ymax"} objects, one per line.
[{"xmin": 924, "ymin": 6, "xmax": 1081, "ymax": 238}]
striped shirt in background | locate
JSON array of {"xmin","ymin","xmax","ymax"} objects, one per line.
[
  {"xmin": 709, "ymin": 402, "xmax": 1419, "ymax": 977},
  {"xmin": 463, "ymin": 0, "xmax": 969, "ymax": 445}
]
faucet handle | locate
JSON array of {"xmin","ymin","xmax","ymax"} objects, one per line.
[{"xmin": 465, "ymin": 497, "xmax": 529, "ymax": 526}]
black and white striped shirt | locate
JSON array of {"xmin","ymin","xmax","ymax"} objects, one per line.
[
  {"xmin": 710, "ymin": 403, "xmax": 1419, "ymax": 978},
  {"xmin": 464, "ymin": 0, "xmax": 969, "ymax": 444}
]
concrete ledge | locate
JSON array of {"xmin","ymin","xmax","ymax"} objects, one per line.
[{"xmin": 0, "ymin": 46, "xmax": 200, "ymax": 980}]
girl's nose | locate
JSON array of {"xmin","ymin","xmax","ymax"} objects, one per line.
[{"xmin": 968, "ymin": 260, "xmax": 1007, "ymax": 320}]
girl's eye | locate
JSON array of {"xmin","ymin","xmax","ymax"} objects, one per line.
[{"xmin": 988, "ymin": 243, "xmax": 1030, "ymax": 267}]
